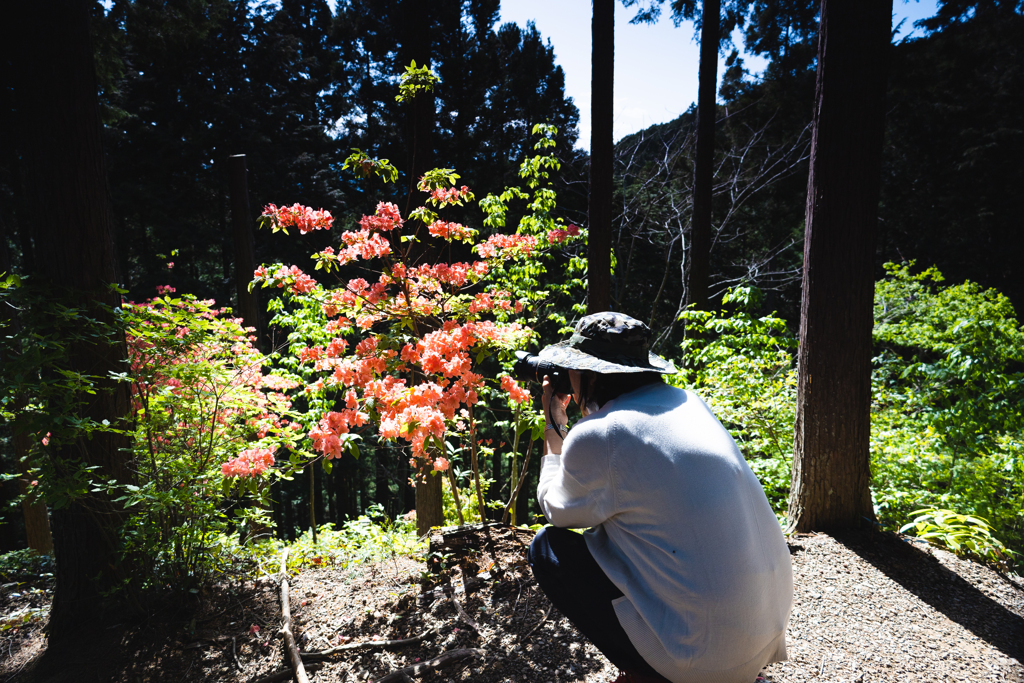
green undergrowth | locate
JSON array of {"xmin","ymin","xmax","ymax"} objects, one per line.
[
  {"xmin": 670, "ymin": 285, "xmax": 797, "ymax": 523},
  {"xmin": 221, "ymin": 504, "xmax": 428, "ymax": 580},
  {"xmin": 0, "ymin": 548, "xmax": 54, "ymax": 584},
  {"xmin": 671, "ymin": 268, "xmax": 1023, "ymax": 570}
]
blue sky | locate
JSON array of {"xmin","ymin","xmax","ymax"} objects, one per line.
[{"xmin": 499, "ymin": 1, "xmax": 941, "ymax": 146}]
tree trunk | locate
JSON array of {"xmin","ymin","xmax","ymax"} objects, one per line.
[
  {"xmin": 313, "ymin": 461, "xmax": 325, "ymax": 530},
  {"xmin": 685, "ymin": 0, "xmax": 721, "ymax": 311},
  {"xmin": 788, "ymin": 0, "xmax": 891, "ymax": 533},
  {"xmin": 374, "ymin": 448, "xmax": 390, "ymax": 509},
  {"xmin": 10, "ymin": 0, "xmax": 135, "ymax": 651},
  {"xmin": 283, "ymin": 488, "xmax": 295, "ymax": 541},
  {"xmin": 415, "ymin": 464, "xmax": 444, "ymax": 536},
  {"xmin": 396, "ymin": 2, "xmax": 445, "ymax": 532},
  {"xmin": 227, "ymin": 154, "xmax": 264, "ymax": 349},
  {"xmin": 588, "ymin": 0, "xmax": 614, "ymax": 313},
  {"xmin": 17, "ymin": 429, "xmax": 53, "ymax": 556},
  {"xmin": 227, "ymin": 156, "xmax": 270, "ymax": 540},
  {"xmin": 398, "ymin": 0, "xmax": 435, "ymax": 198}
]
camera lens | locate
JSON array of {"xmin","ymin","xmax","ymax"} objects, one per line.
[{"xmin": 512, "ymin": 351, "xmax": 573, "ymax": 395}]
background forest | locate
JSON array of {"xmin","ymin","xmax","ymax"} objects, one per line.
[{"xmin": 1, "ymin": 0, "xmax": 1022, "ymax": 588}]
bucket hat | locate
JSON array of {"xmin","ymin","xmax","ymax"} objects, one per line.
[{"xmin": 538, "ymin": 312, "xmax": 675, "ymax": 374}]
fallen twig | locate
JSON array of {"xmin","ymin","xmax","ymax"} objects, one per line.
[
  {"xmin": 279, "ymin": 548, "xmax": 310, "ymax": 683},
  {"xmin": 230, "ymin": 636, "xmax": 242, "ymax": 670},
  {"xmin": 246, "ymin": 662, "xmax": 322, "ymax": 683},
  {"xmin": 417, "ymin": 572, "xmax": 490, "ymax": 605},
  {"xmin": 444, "ymin": 585, "xmax": 480, "ymax": 632},
  {"xmin": 372, "ymin": 648, "xmax": 485, "ymax": 683},
  {"xmin": 521, "ymin": 603, "xmax": 552, "ymax": 641},
  {"xmin": 300, "ymin": 627, "xmax": 440, "ymax": 661}
]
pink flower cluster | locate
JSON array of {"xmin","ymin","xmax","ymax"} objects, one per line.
[
  {"xmin": 425, "ymin": 185, "xmax": 472, "ymax": 206},
  {"xmin": 475, "ymin": 233, "xmax": 538, "ymax": 258},
  {"xmin": 156, "ymin": 285, "xmax": 177, "ymax": 296},
  {"xmin": 500, "ymin": 375, "xmax": 531, "ymax": 404},
  {"xmin": 306, "ymin": 321, "xmax": 527, "ymax": 463},
  {"xmin": 253, "ymin": 265, "xmax": 317, "ymax": 295},
  {"xmin": 359, "ymin": 202, "xmax": 403, "ymax": 232},
  {"xmin": 261, "ymin": 374, "xmax": 301, "ymax": 392},
  {"xmin": 468, "ymin": 290, "xmax": 522, "ymax": 314},
  {"xmin": 309, "ymin": 408, "xmax": 368, "ymax": 459},
  {"xmin": 313, "ymin": 203, "xmax": 399, "ymax": 268},
  {"xmin": 547, "ymin": 224, "xmax": 579, "ymax": 244},
  {"xmin": 259, "ymin": 187, "xmax": 567, "ymax": 473},
  {"xmin": 394, "ymin": 261, "xmax": 489, "ymax": 290},
  {"xmin": 221, "ymin": 447, "xmax": 275, "ymax": 477},
  {"xmin": 428, "ymin": 220, "xmax": 474, "ymax": 240},
  {"xmin": 262, "ymin": 203, "xmax": 334, "ymax": 234}
]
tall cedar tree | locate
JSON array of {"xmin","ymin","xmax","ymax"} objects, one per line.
[
  {"xmin": 588, "ymin": 0, "xmax": 614, "ymax": 313},
  {"xmin": 631, "ymin": 0, "xmax": 752, "ymax": 310},
  {"xmin": 227, "ymin": 154, "xmax": 263, "ymax": 348},
  {"xmin": 7, "ymin": 0, "xmax": 135, "ymax": 669},
  {"xmin": 788, "ymin": 0, "xmax": 891, "ymax": 532},
  {"xmin": 685, "ymin": 0, "xmax": 721, "ymax": 311}
]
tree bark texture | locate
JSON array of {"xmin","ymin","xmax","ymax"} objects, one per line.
[
  {"xmin": 788, "ymin": 0, "xmax": 892, "ymax": 533},
  {"xmin": 588, "ymin": 0, "xmax": 614, "ymax": 313},
  {"xmin": 415, "ymin": 463, "xmax": 444, "ymax": 537},
  {"xmin": 17, "ymin": 433, "xmax": 53, "ymax": 556},
  {"xmin": 227, "ymin": 154, "xmax": 263, "ymax": 349},
  {"xmin": 9, "ymin": 0, "xmax": 135, "ymax": 640},
  {"xmin": 684, "ymin": 0, "xmax": 721, "ymax": 311}
]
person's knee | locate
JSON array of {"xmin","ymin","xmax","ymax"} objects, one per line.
[{"xmin": 527, "ymin": 525, "xmax": 553, "ymax": 568}]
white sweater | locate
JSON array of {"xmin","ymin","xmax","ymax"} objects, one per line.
[{"xmin": 537, "ymin": 383, "xmax": 792, "ymax": 683}]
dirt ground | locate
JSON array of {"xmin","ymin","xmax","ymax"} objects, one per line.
[{"xmin": 2, "ymin": 526, "xmax": 1023, "ymax": 683}]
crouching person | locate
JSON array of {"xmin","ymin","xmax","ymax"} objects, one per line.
[{"xmin": 527, "ymin": 312, "xmax": 793, "ymax": 683}]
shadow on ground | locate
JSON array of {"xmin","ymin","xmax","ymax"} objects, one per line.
[{"xmin": 834, "ymin": 530, "xmax": 1024, "ymax": 662}]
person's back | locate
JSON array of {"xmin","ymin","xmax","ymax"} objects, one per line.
[
  {"xmin": 528, "ymin": 311, "xmax": 792, "ymax": 683},
  {"xmin": 544, "ymin": 383, "xmax": 791, "ymax": 682}
]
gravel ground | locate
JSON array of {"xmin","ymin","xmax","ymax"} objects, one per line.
[
  {"xmin": 2, "ymin": 526, "xmax": 1022, "ymax": 682},
  {"xmin": 767, "ymin": 531, "xmax": 1023, "ymax": 683}
]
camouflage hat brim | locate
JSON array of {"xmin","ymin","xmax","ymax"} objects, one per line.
[{"xmin": 538, "ymin": 339, "xmax": 676, "ymax": 374}]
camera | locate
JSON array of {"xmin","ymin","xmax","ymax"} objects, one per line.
[{"xmin": 511, "ymin": 350, "xmax": 573, "ymax": 396}]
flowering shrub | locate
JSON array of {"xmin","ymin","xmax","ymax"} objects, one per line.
[
  {"xmin": 257, "ymin": 186, "xmax": 533, "ymax": 526},
  {"xmin": 256, "ymin": 124, "xmax": 583, "ymax": 531},
  {"xmin": 120, "ymin": 292, "xmax": 303, "ymax": 587}
]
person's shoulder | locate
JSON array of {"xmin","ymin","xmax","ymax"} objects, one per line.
[{"xmin": 624, "ymin": 381, "xmax": 690, "ymax": 407}]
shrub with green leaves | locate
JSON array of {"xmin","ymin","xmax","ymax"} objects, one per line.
[
  {"xmin": 899, "ymin": 507, "xmax": 1014, "ymax": 568},
  {"xmin": 0, "ymin": 548, "xmax": 53, "ymax": 583},
  {"xmin": 119, "ymin": 293, "xmax": 305, "ymax": 588},
  {"xmin": 872, "ymin": 263, "xmax": 1024, "ymax": 559},
  {"xmin": 668, "ymin": 286, "xmax": 797, "ymax": 516},
  {"xmin": 259, "ymin": 122, "xmax": 585, "ymax": 534}
]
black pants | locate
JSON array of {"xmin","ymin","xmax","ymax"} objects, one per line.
[{"xmin": 527, "ymin": 526, "xmax": 669, "ymax": 680}]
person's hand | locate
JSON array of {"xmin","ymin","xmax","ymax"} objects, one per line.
[{"xmin": 541, "ymin": 374, "xmax": 570, "ymax": 430}]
